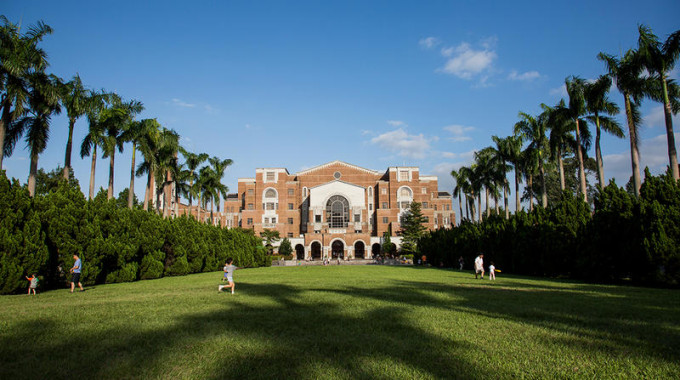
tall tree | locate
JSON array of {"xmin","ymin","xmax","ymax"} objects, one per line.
[
  {"xmin": 599, "ymin": 50, "xmax": 646, "ymax": 197},
  {"xmin": 547, "ymin": 99, "xmax": 577, "ymax": 191},
  {"xmin": 491, "ymin": 135, "xmax": 515, "ymax": 218},
  {"xmin": 584, "ymin": 75, "xmax": 624, "ymax": 189},
  {"xmin": 564, "ymin": 76, "xmax": 590, "ymax": 202},
  {"xmin": 158, "ymin": 128, "xmax": 179, "ymax": 218},
  {"xmin": 79, "ymin": 90, "xmax": 108, "ymax": 200},
  {"xmin": 9, "ymin": 73, "xmax": 61, "ymax": 196},
  {"xmin": 0, "ymin": 16, "xmax": 52, "ymax": 170},
  {"xmin": 208, "ymin": 156, "xmax": 233, "ymax": 215},
  {"xmin": 135, "ymin": 121, "xmax": 161, "ymax": 211},
  {"xmin": 179, "ymin": 147, "xmax": 209, "ymax": 218},
  {"xmin": 637, "ymin": 25, "xmax": 680, "ymax": 181},
  {"xmin": 514, "ymin": 109, "xmax": 549, "ymax": 207},
  {"xmin": 121, "ymin": 118, "xmax": 157, "ymax": 209},
  {"xmin": 450, "ymin": 168, "xmax": 465, "ymax": 224},
  {"xmin": 399, "ymin": 201, "xmax": 427, "ymax": 254},
  {"xmin": 59, "ymin": 74, "xmax": 91, "ymax": 179}
]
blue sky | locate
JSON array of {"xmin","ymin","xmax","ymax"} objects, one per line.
[{"xmin": 3, "ymin": 1, "xmax": 679, "ymax": 211}]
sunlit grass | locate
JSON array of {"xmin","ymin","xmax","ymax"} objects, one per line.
[{"xmin": 1, "ymin": 266, "xmax": 678, "ymax": 379}]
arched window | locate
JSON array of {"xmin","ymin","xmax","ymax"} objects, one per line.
[
  {"xmin": 400, "ymin": 187, "xmax": 412, "ymax": 198},
  {"xmin": 326, "ymin": 195, "xmax": 349, "ymax": 228},
  {"xmin": 368, "ymin": 186, "xmax": 373, "ymax": 196},
  {"xmin": 303, "ymin": 187, "xmax": 308, "ymax": 198},
  {"xmin": 397, "ymin": 186, "xmax": 413, "ymax": 210},
  {"xmin": 265, "ymin": 188, "xmax": 277, "ymax": 198}
]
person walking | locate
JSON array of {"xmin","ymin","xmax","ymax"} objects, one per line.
[
  {"xmin": 474, "ymin": 253, "xmax": 485, "ymax": 280},
  {"xmin": 458, "ymin": 256, "xmax": 465, "ymax": 270},
  {"xmin": 70, "ymin": 254, "xmax": 84, "ymax": 292}
]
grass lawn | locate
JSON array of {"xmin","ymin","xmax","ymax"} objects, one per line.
[{"xmin": 1, "ymin": 265, "xmax": 679, "ymax": 379}]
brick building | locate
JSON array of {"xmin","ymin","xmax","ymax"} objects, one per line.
[{"xmin": 227, "ymin": 160, "xmax": 455, "ymax": 260}]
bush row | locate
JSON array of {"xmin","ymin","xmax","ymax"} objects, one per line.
[
  {"xmin": 0, "ymin": 172, "xmax": 268, "ymax": 294},
  {"xmin": 419, "ymin": 169, "xmax": 680, "ymax": 286}
]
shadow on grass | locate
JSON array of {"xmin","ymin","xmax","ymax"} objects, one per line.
[{"xmin": 2, "ymin": 271, "xmax": 679, "ymax": 379}]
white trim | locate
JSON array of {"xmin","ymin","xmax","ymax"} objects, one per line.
[{"xmin": 296, "ymin": 160, "xmax": 381, "ymax": 176}]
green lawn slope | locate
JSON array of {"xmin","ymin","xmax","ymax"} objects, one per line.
[{"xmin": 1, "ymin": 266, "xmax": 678, "ymax": 379}]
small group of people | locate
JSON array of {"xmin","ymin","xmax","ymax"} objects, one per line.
[
  {"xmin": 473, "ymin": 253, "xmax": 496, "ymax": 280},
  {"xmin": 25, "ymin": 254, "xmax": 84, "ymax": 295}
]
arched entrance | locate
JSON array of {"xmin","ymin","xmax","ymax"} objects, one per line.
[
  {"xmin": 311, "ymin": 242, "xmax": 321, "ymax": 260},
  {"xmin": 355, "ymin": 241, "xmax": 365, "ymax": 259},
  {"xmin": 295, "ymin": 244, "xmax": 305, "ymax": 260},
  {"xmin": 331, "ymin": 240, "xmax": 344, "ymax": 259},
  {"xmin": 372, "ymin": 243, "xmax": 381, "ymax": 257}
]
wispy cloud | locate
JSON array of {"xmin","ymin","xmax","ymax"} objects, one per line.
[
  {"xmin": 508, "ymin": 70, "xmax": 541, "ymax": 81},
  {"xmin": 549, "ymin": 84, "xmax": 567, "ymax": 97},
  {"xmin": 171, "ymin": 98, "xmax": 196, "ymax": 108},
  {"xmin": 438, "ymin": 42, "xmax": 497, "ymax": 80},
  {"xmin": 443, "ymin": 124, "xmax": 475, "ymax": 142},
  {"xmin": 360, "ymin": 129, "xmax": 372, "ymax": 136},
  {"xmin": 644, "ymin": 105, "xmax": 680, "ymax": 128},
  {"xmin": 387, "ymin": 120, "xmax": 406, "ymax": 127},
  {"xmin": 603, "ymin": 133, "xmax": 680, "ymax": 185},
  {"xmin": 370, "ymin": 128, "xmax": 433, "ymax": 159},
  {"xmin": 419, "ymin": 37, "xmax": 440, "ymax": 49}
]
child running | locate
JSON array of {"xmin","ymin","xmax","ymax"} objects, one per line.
[
  {"xmin": 489, "ymin": 261, "xmax": 496, "ymax": 280},
  {"xmin": 25, "ymin": 274, "xmax": 38, "ymax": 295},
  {"xmin": 218, "ymin": 258, "xmax": 237, "ymax": 294}
]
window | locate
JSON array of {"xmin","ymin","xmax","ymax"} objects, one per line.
[
  {"xmin": 266, "ymin": 172, "xmax": 275, "ymax": 182},
  {"xmin": 247, "ymin": 218, "xmax": 253, "ymax": 225},
  {"xmin": 288, "ymin": 203, "xmax": 294, "ymax": 210},
  {"xmin": 423, "ymin": 202, "xmax": 428, "ymax": 209},
  {"xmin": 247, "ymin": 189, "xmax": 254, "ymax": 196},
  {"xmin": 400, "ymin": 201, "xmax": 410, "ymax": 209},
  {"xmin": 271, "ymin": 218, "xmax": 276, "ymax": 224},
  {"xmin": 447, "ymin": 204, "xmax": 450, "ymax": 210},
  {"xmin": 303, "ymin": 187, "xmax": 308, "ymax": 197},
  {"xmin": 400, "ymin": 187, "xmax": 412, "ymax": 198},
  {"xmin": 287, "ymin": 233, "xmax": 294, "ymax": 238},
  {"xmin": 423, "ymin": 216, "xmax": 429, "ymax": 223},
  {"xmin": 288, "ymin": 218, "xmax": 294, "ymax": 225},
  {"xmin": 265, "ymin": 188, "xmax": 277, "ymax": 198},
  {"xmin": 265, "ymin": 202, "xmax": 276, "ymax": 210},
  {"xmin": 354, "ymin": 213, "xmax": 360, "ymax": 222},
  {"xmin": 422, "ymin": 187, "xmax": 427, "ymax": 194},
  {"xmin": 368, "ymin": 187, "xmax": 373, "ymax": 196},
  {"xmin": 247, "ymin": 203, "xmax": 254, "ymax": 210},
  {"xmin": 383, "ymin": 217, "xmax": 388, "ymax": 224},
  {"xmin": 288, "ymin": 188, "xmax": 294, "ymax": 196},
  {"xmin": 315, "ymin": 214, "xmax": 321, "ymax": 223},
  {"xmin": 333, "ymin": 171, "xmax": 342, "ymax": 179},
  {"xmin": 399, "ymin": 170, "xmax": 408, "ymax": 181},
  {"xmin": 381, "ymin": 188, "xmax": 387, "ymax": 195},
  {"xmin": 264, "ymin": 217, "xmax": 269, "ymax": 224},
  {"xmin": 369, "ymin": 204, "xmax": 373, "ymax": 210},
  {"xmin": 326, "ymin": 195, "xmax": 349, "ymax": 228},
  {"xmin": 382, "ymin": 202, "xmax": 388, "ymax": 209},
  {"xmin": 434, "ymin": 205, "xmax": 438, "ymax": 211}
]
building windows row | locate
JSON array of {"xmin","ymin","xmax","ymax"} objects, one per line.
[{"xmin": 288, "ymin": 203, "xmax": 294, "ymax": 210}]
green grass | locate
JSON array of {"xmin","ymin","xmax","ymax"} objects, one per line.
[{"xmin": 1, "ymin": 266, "xmax": 678, "ymax": 379}]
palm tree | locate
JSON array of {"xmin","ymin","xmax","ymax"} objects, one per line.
[
  {"xmin": 637, "ymin": 25, "xmax": 680, "ymax": 181},
  {"xmin": 458, "ymin": 166, "xmax": 476, "ymax": 222},
  {"xmin": 547, "ymin": 99, "xmax": 577, "ymax": 191},
  {"xmin": 450, "ymin": 168, "xmax": 465, "ymax": 223},
  {"xmin": 0, "ymin": 16, "xmax": 52, "ymax": 170},
  {"xmin": 599, "ymin": 50, "xmax": 646, "ymax": 197},
  {"xmin": 584, "ymin": 75, "xmax": 624, "ymax": 189},
  {"xmin": 520, "ymin": 145, "xmax": 539, "ymax": 212},
  {"xmin": 9, "ymin": 72, "xmax": 61, "ymax": 196},
  {"xmin": 491, "ymin": 135, "xmax": 515, "ymax": 218},
  {"xmin": 59, "ymin": 74, "xmax": 91, "ymax": 179},
  {"xmin": 179, "ymin": 147, "xmax": 209, "ymax": 218},
  {"xmin": 80, "ymin": 90, "xmax": 109, "ymax": 200},
  {"xmin": 563, "ymin": 76, "xmax": 591, "ymax": 202},
  {"xmin": 514, "ymin": 109, "xmax": 549, "ymax": 207},
  {"xmin": 208, "ymin": 156, "xmax": 233, "ymax": 215},
  {"xmin": 172, "ymin": 162, "xmax": 192, "ymax": 217},
  {"xmin": 158, "ymin": 128, "xmax": 179, "ymax": 218},
  {"xmin": 197, "ymin": 166, "xmax": 217, "ymax": 223},
  {"xmin": 121, "ymin": 118, "xmax": 158, "ymax": 209},
  {"xmin": 135, "ymin": 122, "xmax": 161, "ymax": 211},
  {"xmin": 101, "ymin": 96, "xmax": 144, "ymax": 200}
]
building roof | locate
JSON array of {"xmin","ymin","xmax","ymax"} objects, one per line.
[
  {"xmin": 226, "ymin": 193, "xmax": 239, "ymax": 201},
  {"xmin": 438, "ymin": 191, "xmax": 451, "ymax": 197},
  {"xmin": 296, "ymin": 160, "xmax": 382, "ymax": 176}
]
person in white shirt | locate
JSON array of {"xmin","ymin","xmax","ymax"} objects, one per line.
[
  {"xmin": 489, "ymin": 261, "xmax": 496, "ymax": 280},
  {"xmin": 474, "ymin": 254, "xmax": 484, "ymax": 279}
]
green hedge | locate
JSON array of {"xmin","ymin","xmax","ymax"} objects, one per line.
[
  {"xmin": 0, "ymin": 171, "xmax": 267, "ymax": 294},
  {"xmin": 419, "ymin": 169, "xmax": 680, "ymax": 286}
]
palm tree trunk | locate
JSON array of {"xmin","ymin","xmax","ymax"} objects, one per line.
[
  {"xmin": 89, "ymin": 145, "xmax": 97, "ymax": 200},
  {"xmin": 143, "ymin": 171, "xmax": 151, "ymax": 211},
  {"xmin": 514, "ymin": 167, "xmax": 521, "ymax": 213},
  {"xmin": 174, "ymin": 186, "xmax": 180, "ymax": 218},
  {"xmin": 464, "ymin": 194, "xmax": 469, "ymax": 220},
  {"xmin": 128, "ymin": 143, "xmax": 136, "ymax": 209},
  {"xmin": 107, "ymin": 151, "xmax": 115, "ymax": 200},
  {"xmin": 625, "ymin": 94, "xmax": 641, "ymax": 198},
  {"xmin": 210, "ymin": 197, "xmax": 215, "ymax": 225},
  {"xmin": 0, "ymin": 97, "xmax": 10, "ymax": 170},
  {"xmin": 504, "ymin": 181, "xmax": 509, "ymax": 219},
  {"xmin": 197, "ymin": 195, "xmax": 202, "ymax": 222},
  {"xmin": 595, "ymin": 114, "xmax": 605, "ymax": 190},
  {"xmin": 494, "ymin": 193, "xmax": 499, "ymax": 214},
  {"xmin": 558, "ymin": 146, "xmax": 565, "ymax": 191},
  {"xmin": 477, "ymin": 194, "xmax": 482, "ymax": 223},
  {"xmin": 574, "ymin": 118, "xmax": 588, "ymax": 202},
  {"xmin": 528, "ymin": 174, "xmax": 534, "ymax": 212},
  {"xmin": 458, "ymin": 193, "xmax": 463, "ymax": 225},
  {"xmin": 163, "ymin": 170, "xmax": 172, "ymax": 218},
  {"xmin": 539, "ymin": 159, "xmax": 547, "ymax": 208},
  {"xmin": 63, "ymin": 118, "xmax": 76, "ymax": 179},
  {"xmin": 27, "ymin": 152, "xmax": 39, "ymax": 197},
  {"xmin": 662, "ymin": 77, "xmax": 679, "ymax": 181},
  {"xmin": 485, "ymin": 187, "xmax": 490, "ymax": 217}
]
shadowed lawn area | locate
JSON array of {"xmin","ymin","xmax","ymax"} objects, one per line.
[{"xmin": 1, "ymin": 266, "xmax": 678, "ymax": 379}]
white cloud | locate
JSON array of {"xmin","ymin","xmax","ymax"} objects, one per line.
[
  {"xmin": 387, "ymin": 120, "xmax": 406, "ymax": 127},
  {"xmin": 439, "ymin": 42, "xmax": 497, "ymax": 80},
  {"xmin": 360, "ymin": 129, "xmax": 372, "ymax": 136},
  {"xmin": 419, "ymin": 37, "xmax": 439, "ymax": 49},
  {"xmin": 602, "ymin": 133, "xmax": 680, "ymax": 185},
  {"xmin": 171, "ymin": 98, "xmax": 195, "ymax": 108},
  {"xmin": 508, "ymin": 70, "xmax": 541, "ymax": 81},
  {"xmin": 370, "ymin": 128, "xmax": 433, "ymax": 159},
  {"xmin": 644, "ymin": 105, "xmax": 680, "ymax": 128},
  {"xmin": 443, "ymin": 124, "xmax": 475, "ymax": 142},
  {"xmin": 549, "ymin": 84, "xmax": 567, "ymax": 97}
]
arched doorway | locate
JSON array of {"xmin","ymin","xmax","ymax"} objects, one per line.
[
  {"xmin": 295, "ymin": 244, "xmax": 305, "ymax": 260},
  {"xmin": 311, "ymin": 242, "xmax": 321, "ymax": 260},
  {"xmin": 331, "ymin": 240, "xmax": 344, "ymax": 259},
  {"xmin": 326, "ymin": 195, "xmax": 349, "ymax": 228},
  {"xmin": 355, "ymin": 241, "xmax": 365, "ymax": 259},
  {"xmin": 372, "ymin": 243, "xmax": 381, "ymax": 257}
]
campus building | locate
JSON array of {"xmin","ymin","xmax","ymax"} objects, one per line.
[{"xmin": 223, "ymin": 160, "xmax": 455, "ymax": 261}]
